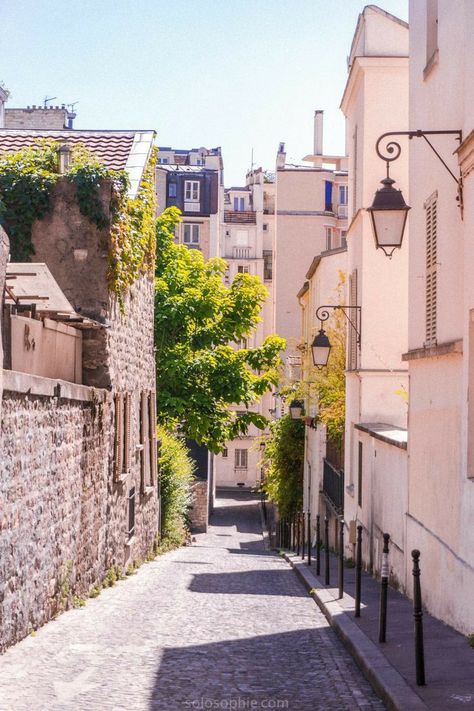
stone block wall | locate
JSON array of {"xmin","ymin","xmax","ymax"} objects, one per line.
[
  {"xmin": 5, "ymin": 106, "xmax": 68, "ymax": 130},
  {"xmin": 0, "ymin": 380, "xmax": 110, "ymax": 651},
  {"xmin": 188, "ymin": 480, "xmax": 209, "ymax": 534}
]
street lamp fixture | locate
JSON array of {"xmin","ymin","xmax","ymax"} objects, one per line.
[
  {"xmin": 289, "ymin": 400, "xmax": 304, "ymax": 420},
  {"xmin": 312, "ymin": 305, "xmax": 361, "ymax": 367},
  {"xmin": 369, "ymin": 129, "xmax": 463, "ymax": 257}
]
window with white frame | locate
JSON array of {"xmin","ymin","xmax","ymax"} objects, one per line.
[
  {"xmin": 325, "ymin": 226, "xmax": 333, "ymax": 251},
  {"xmin": 235, "ymin": 449, "xmax": 248, "ymax": 469},
  {"xmin": 183, "ymin": 223, "xmax": 200, "ymax": 246},
  {"xmin": 185, "ymin": 180, "xmax": 200, "ymax": 202},
  {"xmin": 237, "ymin": 265, "xmax": 249, "ymax": 274},
  {"xmin": 339, "ymin": 185, "xmax": 348, "ymax": 205}
]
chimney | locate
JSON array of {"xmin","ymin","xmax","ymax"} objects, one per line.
[
  {"xmin": 0, "ymin": 85, "xmax": 10, "ymax": 128},
  {"xmin": 314, "ymin": 110, "xmax": 324, "ymax": 156},
  {"xmin": 276, "ymin": 142, "xmax": 286, "ymax": 169}
]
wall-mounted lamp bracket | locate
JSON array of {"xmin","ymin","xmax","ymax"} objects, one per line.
[{"xmin": 316, "ymin": 305, "xmax": 361, "ymax": 347}]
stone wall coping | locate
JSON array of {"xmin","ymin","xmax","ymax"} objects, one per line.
[{"xmin": 2, "ymin": 369, "xmax": 110, "ymax": 403}]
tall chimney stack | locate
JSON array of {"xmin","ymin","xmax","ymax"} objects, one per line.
[{"xmin": 314, "ymin": 110, "xmax": 324, "ymax": 156}]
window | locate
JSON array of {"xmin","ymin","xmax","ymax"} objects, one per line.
[
  {"xmin": 325, "ymin": 226, "xmax": 333, "ymax": 251},
  {"xmin": 263, "ymin": 223, "xmax": 268, "ymax": 231},
  {"xmin": 237, "ymin": 338, "xmax": 248, "ymax": 349},
  {"xmin": 425, "ymin": 193, "xmax": 438, "ymax": 346},
  {"xmin": 140, "ymin": 391, "xmax": 157, "ymax": 494},
  {"xmin": 223, "ymin": 448, "xmax": 228, "ymax": 458},
  {"xmin": 353, "ymin": 126, "xmax": 358, "ymax": 214},
  {"xmin": 237, "ymin": 265, "xmax": 249, "ymax": 274},
  {"xmin": 236, "ymin": 230, "xmax": 249, "ymax": 246},
  {"xmin": 158, "ymin": 158, "xmax": 169, "ymax": 164},
  {"xmin": 348, "ymin": 270, "xmax": 358, "ymax": 370},
  {"xmin": 339, "ymin": 185, "xmax": 348, "ymax": 205},
  {"xmin": 185, "ymin": 180, "xmax": 200, "ymax": 202},
  {"xmin": 168, "ymin": 183, "xmax": 177, "ymax": 198},
  {"xmin": 196, "ymin": 158, "xmax": 204, "ymax": 166},
  {"xmin": 183, "ymin": 224, "xmax": 200, "ymax": 246},
  {"xmin": 341, "ymin": 230, "xmax": 347, "ymax": 248},
  {"xmin": 263, "ymin": 250, "xmax": 272, "ymax": 280},
  {"xmin": 357, "ymin": 442, "xmax": 363, "ymax": 507},
  {"xmin": 128, "ymin": 487, "xmax": 136, "ymax": 540},
  {"xmin": 234, "ymin": 197, "xmax": 245, "ymax": 211},
  {"xmin": 426, "ymin": 0, "xmax": 438, "ymax": 68},
  {"xmin": 123, "ymin": 393, "xmax": 131, "ymax": 473},
  {"xmin": 324, "ymin": 181, "xmax": 333, "ymax": 212},
  {"xmin": 235, "ymin": 449, "xmax": 248, "ymax": 469}
]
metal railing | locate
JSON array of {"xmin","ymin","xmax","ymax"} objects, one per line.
[
  {"xmin": 224, "ymin": 210, "xmax": 257, "ymax": 224},
  {"xmin": 322, "ymin": 458, "xmax": 344, "ymax": 514}
]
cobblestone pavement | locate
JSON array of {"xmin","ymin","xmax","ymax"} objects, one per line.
[{"xmin": 0, "ymin": 493, "xmax": 386, "ymax": 711}]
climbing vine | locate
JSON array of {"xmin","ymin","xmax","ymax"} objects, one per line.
[{"xmin": 0, "ymin": 139, "xmax": 157, "ymax": 309}]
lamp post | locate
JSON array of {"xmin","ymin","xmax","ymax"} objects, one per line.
[
  {"xmin": 369, "ymin": 129, "xmax": 463, "ymax": 257},
  {"xmin": 289, "ymin": 399, "xmax": 303, "ymax": 420},
  {"xmin": 312, "ymin": 305, "xmax": 361, "ymax": 368}
]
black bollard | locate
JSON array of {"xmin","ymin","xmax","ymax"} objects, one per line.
[
  {"xmin": 324, "ymin": 516, "xmax": 330, "ymax": 585},
  {"xmin": 316, "ymin": 514, "xmax": 321, "ymax": 576},
  {"xmin": 412, "ymin": 550, "xmax": 426, "ymax": 686},
  {"xmin": 301, "ymin": 511, "xmax": 306, "ymax": 560},
  {"xmin": 338, "ymin": 518, "xmax": 344, "ymax": 599},
  {"xmin": 296, "ymin": 512, "xmax": 301, "ymax": 556},
  {"xmin": 307, "ymin": 510, "xmax": 312, "ymax": 566},
  {"xmin": 355, "ymin": 525, "xmax": 363, "ymax": 617},
  {"xmin": 378, "ymin": 533, "xmax": 390, "ymax": 643}
]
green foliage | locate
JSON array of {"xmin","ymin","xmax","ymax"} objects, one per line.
[
  {"xmin": 260, "ymin": 414, "xmax": 305, "ymax": 517},
  {"xmin": 154, "ymin": 207, "xmax": 285, "ymax": 452},
  {"xmin": 89, "ymin": 584, "xmax": 102, "ymax": 598},
  {"xmin": 0, "ymin": 139, "xmax": 156, "ymax": 309},
  {"xmin": 158, "ymin": 425, "xmax": 196, "ymax": 544}
]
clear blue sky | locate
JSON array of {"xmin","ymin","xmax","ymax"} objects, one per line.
[{"xmin": 1, "ymin": 0, "xmax": 408, "ymax": 185}]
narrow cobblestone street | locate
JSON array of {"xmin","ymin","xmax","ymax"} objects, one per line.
[{"xmin": 0, "ymin": 493, "xmax": 386, "ymax": 711}]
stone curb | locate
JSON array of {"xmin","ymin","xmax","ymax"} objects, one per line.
[{"xmin": 283, "ymin": 552, "xmax": 429, "ymax": 711}]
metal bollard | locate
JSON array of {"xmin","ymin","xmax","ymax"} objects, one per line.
[
  {"xmin": 338, "ymin": 518, "xmax": 344, "ymax": 599},
  {"xmin": 378, "ymin": 533, "xmax": 390, "ymax": 643},
  {"xmin": 324, "ymin": 516, "xmax": 330, "ymax": 585},
  {"xmin": 412, "ymin": 550, "xmax": 426, "ymax": 686},
  {"xmin": 296, "ymin": 512, "xmax": 301, "ymax": 556},
  {"xmin": 307, "ymin": 510, "xmax": 312, "ymax": 566},
  {"xmin": 355, "ymin": 525, "xmax": 363, "ymax": 617},
  {"xmin": 301, "ymin": 511, "xmax": 306, "ymax": 560},
  {"xmin": 316, "ymin": 514, "xmax": 321, "ymax": 576}
]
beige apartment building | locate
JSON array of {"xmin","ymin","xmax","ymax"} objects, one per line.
[
  {"xmin": 401, "ymin": 0, "xmax": 474, "ymax": 634},
  {"xmin": 339, "ymin": 5, "xmax": 409, "ymax": 587},
  {"xmin": 274, "ymin": 113, "xmax": 348, "ymax": 380},
  {"xmin": 214, "ymin": 168, "xmax": 275, "ymax": 489}
]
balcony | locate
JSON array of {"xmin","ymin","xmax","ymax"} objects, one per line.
[
  {"xmin": 224, "ymin": 210, "xmax": 256, "ymax": 224},
  {"xmin": 230, "ymin": 246, "xmax": 254, "ymax": 259},
  {"xmin": 322, "ymin": 458, "xmax": 344, "ymax": 514}
]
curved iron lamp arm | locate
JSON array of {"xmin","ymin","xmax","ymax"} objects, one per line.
[
  {"xmin": 316, "ymin": 305, "xmax": 361, "ymax": 347},
  {"xmin": 375, "ymin": 129, "xmax": 463, "ymax": 212}
]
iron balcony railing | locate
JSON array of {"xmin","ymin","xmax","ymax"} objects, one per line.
[{"xmin": 322, "ymin": 458, "xmax": 344, "ymax": 514}]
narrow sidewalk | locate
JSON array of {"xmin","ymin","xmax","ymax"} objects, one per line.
[{"xmin": 282, "ymin": 546, "xmax": 474, "ymax": 711}]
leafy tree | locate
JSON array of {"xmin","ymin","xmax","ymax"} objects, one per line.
[
  {"xmin": 260, "ymin": 415, "xmax": 304, "ymax": 516},
  {"xmin": 154, "ymin": 207, "xmax": 285, "ymax": 452}
]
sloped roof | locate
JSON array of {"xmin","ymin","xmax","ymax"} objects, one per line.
[{"xmin": 0, "ymin": 129, "xmax": 155, "ymax": 197}]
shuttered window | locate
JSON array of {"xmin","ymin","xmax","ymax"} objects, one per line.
[
  {"xmin": 148, "ymin": 392, "xmax": 158, "ymax": 487},
  {"xmin": 123, "ymin": 392, "xmax": 132, "ymax": 473},
  {"xmin": 425, "ymin": 194, "xmax": 438, "ymax": 347},
  {"xmin": 114, "ymin": 394, "xmax": 123, "ymax": 480},
  {"xmin": 348, "ymin": 269, "xmax": 358, "ymax": 370}
]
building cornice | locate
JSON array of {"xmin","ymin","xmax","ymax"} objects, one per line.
[
  {"xmin": 340, "ymin": 56, "xmax": 408, "ymax": 115},
  {"xmin": 402, "ymin": 339, "xmax": 463, "ymax": 361}
]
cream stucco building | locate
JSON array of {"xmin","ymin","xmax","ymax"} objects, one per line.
[{"xmin": 339, "ymin": 5, "xmax": 410, "ymax": 587}]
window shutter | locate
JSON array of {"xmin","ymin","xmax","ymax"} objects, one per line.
[
  {"xmin": 114, "ymin": 394, "xmax": 123, "ymax": 480},
  {"xmin": 140, "ymin": 391, "xmax": 149, "ymax": 492},
  {"xmin": 123, "ymin": 392, "xmax": 131, "ymax": 473},
  {"xmin": 425, "ymin": 195, "xmax": 438, "ymax": 346},
  {"xmin": 149, "ymin": 392, "xmax": 158, "ymax": 487},
  {"xmin": 348, "ymin": 269, "xmax": 358, "ymax": 370}
]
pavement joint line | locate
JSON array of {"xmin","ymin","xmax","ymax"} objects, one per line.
[{"xmin": 282, "ymin": 551, "xmax": 429, "ymax": 711}]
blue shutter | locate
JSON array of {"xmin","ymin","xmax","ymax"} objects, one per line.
[{"xmin": 325, "ymin": 181, "xmax": 333, "ymax": 212}]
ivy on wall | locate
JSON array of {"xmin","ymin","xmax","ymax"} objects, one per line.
[{"xmin": 0, "ymin": 139, "xmax": 157, "ymax": 309}]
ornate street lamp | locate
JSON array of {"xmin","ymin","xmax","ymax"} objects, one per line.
[
  {"xmin": 369, "ymin": 130, "xmax": 463, "ymax": 257},
  {"xmin": 312, "ymin": 305, "xmax": 361, "ymax": 368},
  {"xmin": 311, "ymin": 328, "xmax": 332, "ymax": 367},
  {"xmin": 289, "ymin": 400, "xmax": 304, "ymax": 420}
]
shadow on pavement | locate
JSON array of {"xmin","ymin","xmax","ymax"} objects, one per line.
[{"xmin": 188, "ymin": 568, "xmax": 307, "ymax": 597}]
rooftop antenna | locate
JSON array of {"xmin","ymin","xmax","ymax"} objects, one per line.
[
  {"xmin": 67, "ymin": 101, "xmax": 79, "ymax": 112},
  {"xmin": 43, "ymin": 96, "xmax": 57, "ymax": 108},
  {"xmin": 250, "ymin": 147, "xmax": 255, "ymax": 173}
]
